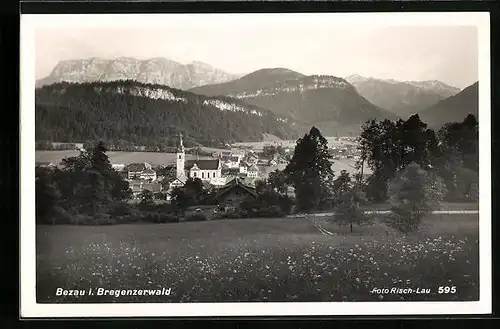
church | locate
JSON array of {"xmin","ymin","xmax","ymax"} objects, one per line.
[{"xmin": 170, "ymin": 133, "xmax": 225, "ymax": 188}]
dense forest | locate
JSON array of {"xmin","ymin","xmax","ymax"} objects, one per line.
[{"xmin": 35, "ymin": 81, "xmax": 301, "ymax": 148}]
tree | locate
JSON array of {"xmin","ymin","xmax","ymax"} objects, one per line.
[
  {"xmin": 359, "ymin": 115, "xmax": 443, "ymax": 202},
  {"xmin": 332, "ymin": 170, "xmax": 352, "ymax": 203},
  {"xmin": 82, "ymin": 169, "xmax": 108, "ymax": 217},
  {"xmin": 170, "ymin": 178, "xmax": 206, "ymax": 212},
  {"xmin": 386, "ymin": 163, "xmax": 447, "ymax": 234},
  {"xmin": 51, "ymin": 140, "xmax": 132, "ymax": 218},
  {"xmin": 139, "ymin": 189, "xmax": 154, "ymax": 206},
  {"xmin": 333, "ymin": 187, "xmax": 370, "ymax": 233},
  {"xmin": 268, "ymin": 169, "xmax": 288, "ymax": 195},
  {"xmin": 284, "ymin": 126, "xmax": 334, "ymax": 212},
  {"xmin": 35, "ymin": 176, "xmax": 61, "ymax": 224}
]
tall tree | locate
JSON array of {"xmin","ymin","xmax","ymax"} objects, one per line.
[{"xmin": 284, "ymin": 126, "xmax": 334, "ymax": 212}]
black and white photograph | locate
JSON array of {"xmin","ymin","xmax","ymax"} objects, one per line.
[{"xmin": 20, "ymin": 13, "xmax": 491, "ymax": 317}]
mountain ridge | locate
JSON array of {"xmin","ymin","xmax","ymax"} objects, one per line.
[
  {"xmin": 35, "ymin": 80, "xmax": 303, "ymax": 147},
  {"xmin": 344, "ymin": 74, "xmax": 461, "ymax": 117},
  {"xmin": 190, "ymin": 69, "xmax": 399, "ymax": 136},
  {"xmin": 418, "ymin": 81, "xmax": 479, "ymax": 128},
  {"xmin": 36, "ymin": 57, "xmax": 243, "ymax": 90}
]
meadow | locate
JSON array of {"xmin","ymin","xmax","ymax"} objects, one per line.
[{"xmin": 36, "ymin": 213, "xmax": 479, "ymax": 303}]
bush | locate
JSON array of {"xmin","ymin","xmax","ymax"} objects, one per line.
[
  {"xmin": 137, "ymin": 211, "xmax": 180, "ymax": 223},
  {"xmin": 240, "ymin": 200, "xmax": 285, "ymax": 218},
  {"xmin": 252, "ymin": 205, "xmax": 286, "ymax": 218},
  {"xmin": 109, "ymin": 203, "xmax": 132, "ymax": 217},
  {"xmin": 71, "ymin": 213, "xmax": 117, "ymax": 225},
  {"xmin": 212, "ymin": 210, "xmax": 245, "ymax": 220},
  {"xmin": 49, "ymin": 206, "xmax": 73, "ymax": 225},
  {"xmin": 386, "ymin": 163, "xmax": 446, "ymax": 234},
  {"xmin": 185, "ymin": 213, "xmax": 208, "ymax": 222}
]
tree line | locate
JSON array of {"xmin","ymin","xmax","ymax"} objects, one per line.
[
  {"xmin": 253, "ymin": 113, "xmax": 478, "ymax": 233},
  {"xmin": 358, "ymin": 113, "xmax": 478, "ymax": 203}
]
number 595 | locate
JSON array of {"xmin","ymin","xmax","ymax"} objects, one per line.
[{"xmin": 438, "ymin": 286, "xmax": 456, "ymax": 294}]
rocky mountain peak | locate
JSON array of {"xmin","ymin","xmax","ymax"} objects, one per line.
[{"xmin": 37, "ymin": 57, "xmax": 241, "ymax": 90}]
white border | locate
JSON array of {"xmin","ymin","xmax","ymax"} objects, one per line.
[{"xmin": 20, "ymin": 12, "xmax": 491, "ymax": 317}]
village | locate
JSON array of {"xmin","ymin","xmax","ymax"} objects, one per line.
[
  {"xmin": 113, "ymin": 135, "xmax": 363, "ymax": 206},
  {"xmin": 35, "ymin": 134, "xmax": 364, "ymax": 217}
]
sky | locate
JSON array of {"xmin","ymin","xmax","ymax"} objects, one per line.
[{"xmin": 33, "ymin": 15, "xmax": 479, "ymax": 89}]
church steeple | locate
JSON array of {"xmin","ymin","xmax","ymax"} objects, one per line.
[
  {"xmin": 177, "ymin": 132, "xmax": 185, "ymax": 153},
  {"xmin": 176, "ymin": 133, "xmax": 185, "ymax": 179}
]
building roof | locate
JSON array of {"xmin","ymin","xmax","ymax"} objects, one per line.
[
  {"xmin": 215, "ymin": 177, "xmax": 257, "ymax": 199},
  {"xmin": 248, "ymin": 164, "xmax": 259, "ymax": 172},
  {"xmin": 141, "ymin": 183, "xmax": 162, "ymax": 193},
  {"xmin": 127, "ymin": 163, "xmax": 147, "ymax": 172},
  {"xmin": 185, "ymin": 159, "xmax": 219, "ymax": 170},
  {"xmin": 142, "ymin": 168, "xmax": 156, "ymax": 175},
  {"xmin": 229, "ymin": 156, "xmax": 239, "ymax": 162},
  {"xmin": 242, "ymin": 177, "xmax": 257, "ymax": 186},
  {"xmin": 222, "ymin": 167, "xmax": 240, "ymax": 175},
  {"xmin": 35, "ymin": 161, "xmax": 54, "ymax": 166}
]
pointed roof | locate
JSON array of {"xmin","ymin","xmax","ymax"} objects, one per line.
[
  {"xmin": 248, "ymin": 164, "xmax": 259, "ymax": 172},
  {"xmin": 215, "ymin": 177, "xmax": 257, "ymax": 199},
  {"xmin": 185, "ymin": 159, "xmax": 220, "ymax": 170}
]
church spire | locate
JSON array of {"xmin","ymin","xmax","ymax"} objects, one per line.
[
  {"xmin": 177, "ymin": 132, "xmax": 185, "ymax": 153},
  {"xmin": 176, "ymin": 132, "xmax": 185, "ymax": 179}
]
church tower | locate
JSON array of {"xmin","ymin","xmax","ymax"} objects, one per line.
[{"xmin": 176, "ymin": 133, "xmax": 185, "ymax": 179}]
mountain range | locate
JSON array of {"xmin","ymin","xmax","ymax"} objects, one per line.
[
  {"xmin": 36, "ymin": 57, "xmax": 242, "ymax": 90},
  {"xmin": 344, "ymin": 74, "xmax": 461, "ymax": 118},
  {"xmin": 35, "ymin": 58, "xmax": 479, "ymax": 141},
  {"xmin": 190, "ymin": 69, "xmax": 399, "ymax": 136}
]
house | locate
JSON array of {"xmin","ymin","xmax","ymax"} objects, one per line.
[
  {"xmin": 247, "ymin": 164, "xmax": 259, "ymax": 178},
  {"xmin": 35, "ymin": 161, "xmax": 56, "ymax": 168},
  {"xmin": 129, "ymin": 180, "xmax": 163, "ymax": 198},
  {"xmin": 222, "ymin": 167, "xmax": 241, "ymax": 177},
  {"xmin": 246, "ymin": 152, "xmax": 258, "ymax": 164},
  {"xmin": 215, "ymin": 177, "xmax": 258, "ymax": 211},
  {"xmin": 140, "ymin": 168, "xmax": 157, "ymax": 181},
  {"xmin": 111, "ymin": 164, "xmax": 125, "ymax": 172},
  {"xmin": 126, "ymin": 162, "xmax": 155, "ymax": 180},
  {"xmin": 239, "ymin": 163, "xmax": 248, "ymax": 174},
  {"xmin": 268, "ymin": 159, "xmax": 278, "ymax": 166}
]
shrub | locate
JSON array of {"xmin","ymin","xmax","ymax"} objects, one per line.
[
  {"xmin": 241, "ymin": 203, "xmax": 285, "ymax": 218},
  {"xmin": 50, "ymin": 206, "xmax": 73, "ymax": 225},
  {"xmin": 185, "ymin": 213, "xmax": 208, "ymax": 222},
  {"xmin": 71, "ymin": 213, "xmax": 117, "ymax": 225},
  {"xmin": 386, "ymin": 163, "xmax": 446, "ymax": 234},
  {"xmin": 109, "ymin": 203, "xmax": 132, "ymax": 217}
]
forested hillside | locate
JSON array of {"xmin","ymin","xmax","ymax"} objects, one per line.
[{"xmin": 35, "ymin": 81, "xmax": 301, "ymax": 148}]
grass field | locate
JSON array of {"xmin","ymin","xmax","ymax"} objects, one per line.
[{"xmin": 36, "ymin": 213, "xmax": 479, "ymax": 303}]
